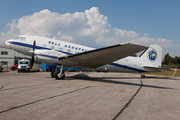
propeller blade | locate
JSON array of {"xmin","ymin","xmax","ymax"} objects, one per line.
[
  {"xmin": 33, "ymin": 40, "xmax": 36, "ymax": 51},
  {"xmin": 31, "ymin": 40, "xmax": 36, "ymax": 66},
  {"xmin": 31, "ymin": 53, "xmax": 34, "ymax": 66}
]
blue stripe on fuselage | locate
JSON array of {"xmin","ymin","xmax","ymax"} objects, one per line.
[
  {"xmin": 9, "ymin": 41, "xmax": 72, "ymax": 55},
  {"xmin": 109, "ymin": 63, "xmax": 147, "ymax": 72}
]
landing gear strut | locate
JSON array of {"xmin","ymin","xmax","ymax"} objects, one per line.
[
  {"xmin": 56, "ymin": 71, "xmax": 65, "ymax": 79},
  {"xmin": 53, "ymin": 65, "xmax": 73, "ymax": 80},
  {"xmin": 51, "ymin": 66, "xmax": 59, "ymax": 78}
]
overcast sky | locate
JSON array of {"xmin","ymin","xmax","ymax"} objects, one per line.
[{"xmin": 0, "ymin": 0, "xmax": 179, "ymax": 57}]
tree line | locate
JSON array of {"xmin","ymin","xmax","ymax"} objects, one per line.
[{"xmin": 162, "ymin": 53, "xmax": 180, "ymax": 68}]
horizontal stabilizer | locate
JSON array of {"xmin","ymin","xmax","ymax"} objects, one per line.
[
  {"xmin": 58, "ymin": 43, "xmax": 148, "ymax": 68},
  {"xmin": 143, "ymin": 66, "xmax": 172, "ymax": 72}
]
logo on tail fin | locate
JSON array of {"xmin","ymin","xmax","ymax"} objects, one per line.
[{"xmin": 148, "ymin": 50, "xmax": 157, "ymax": 61}]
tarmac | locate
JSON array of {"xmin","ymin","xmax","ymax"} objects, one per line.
[{"xmin": 0, "ymin": 71, "xmax": 180, "ymax": 120}]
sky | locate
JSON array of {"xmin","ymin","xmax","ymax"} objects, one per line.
[{"xmin": 0, "ymin": 0, "xmax": 180, "ymax": 57}]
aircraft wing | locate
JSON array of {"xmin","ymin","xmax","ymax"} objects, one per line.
[{"xmin": 58, "ymin": 43, "xmax": 148, "ymax": 68}]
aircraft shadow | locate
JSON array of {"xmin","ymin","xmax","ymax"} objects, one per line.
[
  {"xmin": 145, "ymin": 76, "xmax": 179, "ymax": 80},
  {"xmin": 67, "ymin": 74, "xmax": 173, "ymax": 89}
]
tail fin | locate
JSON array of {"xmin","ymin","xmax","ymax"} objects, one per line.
[{"xmin": 139, "ymin": 44, "xmax": 162, "ymax": 67}]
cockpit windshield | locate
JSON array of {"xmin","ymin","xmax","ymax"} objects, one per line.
[{"xmin": 17, "ymin": 37, "xmax": 26, "ymax": 41}]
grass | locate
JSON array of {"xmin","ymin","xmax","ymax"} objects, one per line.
[{"xmin": 142, "ymin": 70, "xmax": 180, "ymax": 76}]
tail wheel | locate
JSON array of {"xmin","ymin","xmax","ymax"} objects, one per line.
[{"xmin": 141, "ymin": 74, "xmax": 145, "ymax": 78}]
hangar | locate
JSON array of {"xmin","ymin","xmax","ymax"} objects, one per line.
[{"xmin": 0, "ymin": 45, "xmax": 15, "ymax": 68}]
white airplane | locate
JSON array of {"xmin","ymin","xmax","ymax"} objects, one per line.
[{"xmin": 5, "ymin": 35, "xmax": 162, "ymax": 79}]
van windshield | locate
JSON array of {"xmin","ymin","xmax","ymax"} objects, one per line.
[{"xmin": 19, "ymin": 61, "xmax": 28, "ymax": 64}]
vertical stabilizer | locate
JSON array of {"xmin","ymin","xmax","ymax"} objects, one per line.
[{"xmin": 139, "ymin": 44, "xmax": 162, "ymax": 67}]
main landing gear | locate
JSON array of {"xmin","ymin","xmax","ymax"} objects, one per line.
[{"xmin": 51, "ymin": 65, "xmax": 73, "ymax": 80}]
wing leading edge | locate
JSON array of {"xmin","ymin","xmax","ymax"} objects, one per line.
[{"xmin": 58, "ymin": 43, "xmax": 148, "ymax": 68}]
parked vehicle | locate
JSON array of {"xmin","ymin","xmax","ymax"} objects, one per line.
[
  {"xmin": 0, "ymin": 63, "xmax": 3, "ymax": 72},
  {"xmin": 18, "ymin": 59, "xmax": 31, "ymax": 72},
  {"xmin": 10, "ymin": 64, "xmax": 18, "ymax": 71}
]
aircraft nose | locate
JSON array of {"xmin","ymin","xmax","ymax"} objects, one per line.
[
  {"xmin": 5, "ymin": 39, "xmax": 15, "ymax": 46},
  {"xmin": 5, "ymin": 40, "xmax": 10, "ymax": 46}
]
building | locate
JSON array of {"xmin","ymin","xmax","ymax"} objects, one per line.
[{"xmin": 0, "ymin": 45, "xmax": 15, "ymax": 68}]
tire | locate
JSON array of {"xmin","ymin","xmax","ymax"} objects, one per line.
[
  {"xmin": 141, "ymin": 74, "xmax": 145, "ymax": 78},
  {"xmin": 51, "ymin": 71, "xmax": 55, "ymax": 78},
  {"xmin": 18, "ymin": 70, "xmax": 20, "ymax": 73},
  {"xmin": 12, "ymin": 68, "xmax": 15, "ymax": 71},
  {"xmin": 55, "ymin": 72, "xmax": 65, "ymax": 80}
]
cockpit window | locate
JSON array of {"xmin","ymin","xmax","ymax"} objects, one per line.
[
  {"xmin": 17, "ymin": 37, "xmax": 21, "ymax": 40},
  {"xmin": 17, "ymin": 37, "xmax": 26, "ymax": 41},
  {"xmin": 22, "ymin": 37, "xmax": 26, "ymax": 40}
]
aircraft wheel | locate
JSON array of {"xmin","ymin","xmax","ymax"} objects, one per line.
[
  {"xmin": 51, "ymin": 70, "xmax": 55, "ymax": 77},
  {"xmin": 55, "ymin": 72, "xmax": 65, "ymax": 80},
  {"xmin": 141, "ymin": 74, "xmax": 145, "ymax": 78}
]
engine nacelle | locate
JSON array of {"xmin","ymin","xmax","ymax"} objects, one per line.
[{"xmin": 34, "ymin": 49, "xmax": 67, "ymax": 64}]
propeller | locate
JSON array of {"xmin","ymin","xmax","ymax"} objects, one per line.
[{"xmin": 31, "ymin": 40, "xmax": 36, "ymax": 66}]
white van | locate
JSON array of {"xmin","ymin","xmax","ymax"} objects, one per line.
[{"xmin": 18, "ymin": 59, "xmax": 31, "ymax": 72}]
